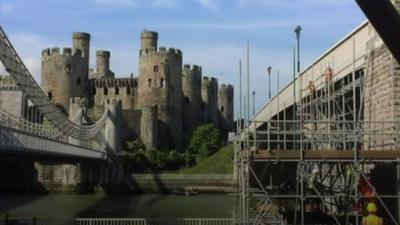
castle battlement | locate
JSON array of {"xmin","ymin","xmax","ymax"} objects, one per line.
[
  {"xmin": 94, "ymin": 78, "xmax": 138, "ymax": 88},
  {"xmin": 140, "ymin": 46, "xmax": 182, "ymax": 60},
  {"xmin": 183, "ymin": 64, "xmax": 202, "ymax": 74},
  {"xmin": 219, "ymin": 84, "xmax": 234, "ymax": 96},
  {"xmin": 0, "ymin": 75, "xmax": 19, "ymax": 90},
  {"xmin": 202, "ymin": 76, "xmax": 218, "ymax": 88},
  {"xmin": 42, "ymin": 47, "xmax": 83, "ymax": 59}
]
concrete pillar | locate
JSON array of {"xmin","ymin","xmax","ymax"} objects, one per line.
[
  {"xmin": 140, "ymin": 105, "xmax": 158, "ymax": 150},
  {"xmin": 105, "ymin": 100, "xmax": 121, "ymax": 154}
]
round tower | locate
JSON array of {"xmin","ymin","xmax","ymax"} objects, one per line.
[
  {"xmin": 140, "ymin": 105, "xmax": 158, "ymax": 150},
  {"xmin": 141, "ymin": 31, "xmax": 158, "ymax": 53},
  {"xmin": 182, "ymin": 64, "xmax": 202, "ymax": 144},
  {"xmin": 42, "ymin": 47, "xmax": 86, "ymax": 113},
  {"xmin": 138, "ymin": 30, "xmax": 183, "ymax": 150},
  {"xmin": 72, "ymin": 32, "xmax": 90, "ymax": 83},
  {"xmin": 201, "ymin": 76, "xmax": 218, "ymax": 127},
  {"xmin": 96, "ymin": 50, "xmax": 112, "ymax": 79},
  {"xmin": 218, "ymin": 84, "xmax": 234, "ymax": 134}
]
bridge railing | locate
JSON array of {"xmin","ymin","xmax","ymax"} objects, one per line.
[
  {"xmin": 0, "ymin": 218, "xmax": 235, "ymax": 225},
  {"xmin": 0, "ymin": 125, "xmax": 106, "ymax": 159}
]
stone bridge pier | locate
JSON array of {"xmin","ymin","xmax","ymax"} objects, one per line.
[{"xmin": 33, "ymin": 99, "xmax": 124, "ymax": 193}]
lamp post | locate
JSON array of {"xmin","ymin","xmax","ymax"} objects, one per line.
[
  {"xmin": 267, "ymin": 66, "xmax": 272, "ymax": 100},
  {"xmin": 252, "ymin": 91, "xmax": 256, "ymax": 116},
  {"xmin": 295, "ymin": 25, "xmax": 302, "ymax": 74}
]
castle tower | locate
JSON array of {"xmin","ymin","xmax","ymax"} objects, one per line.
[
  {"xmin": 138, "ymin": 30, "xmax": 183, "ymax": 150},
  {"xmin": 96, "ymin": 50, "xmax": 113, "ymax": 79},
  {"xmin": 140, "ymin": 105, "xmax": 158, "ymax": 150},
  {"xmin": 201, "ymin": 76, "xmax": 218, "ymax": 127},
  {"xmin": 41, "ymin": 47, "xmax": 86, "ymax": 113},
  {"xmin": 72, "ymin": 32, "xmax": 90, "ymax": 75},
  {"xmin": 141, "ymin": 31, "xmax": 158, "ymax": 53},
  {"xmin": 218, "ymin": 84, "xmax": 234, "ymax": 139},
  {"xmin": 182, "ymin": 64, "xmax": 202, "ymax": 144}
]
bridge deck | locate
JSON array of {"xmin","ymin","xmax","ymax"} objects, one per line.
[{"xmin": 248, "ymin": 149, "xmax": 400, "ymax": 162}]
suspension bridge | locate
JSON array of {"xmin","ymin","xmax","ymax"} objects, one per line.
[{"xmin": 0, "ymin": 26, "xmax": 120, "ymax": 161}]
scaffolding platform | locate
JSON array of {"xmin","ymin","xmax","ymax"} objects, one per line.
[{"xmin": 249, "ymin": 149, "xmax": 400, "ymax": 162}]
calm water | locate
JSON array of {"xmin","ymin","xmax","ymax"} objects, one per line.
[{"xmin": 0, "ymin": 194, "xmax": 234, "ymax": 219}]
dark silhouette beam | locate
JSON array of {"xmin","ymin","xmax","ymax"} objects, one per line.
[{"xmin": 356, "ymin": 0, "xmax": 400, "ymax": 64}]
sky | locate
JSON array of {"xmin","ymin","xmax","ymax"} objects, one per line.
[{"xmin": 0, "ymin": 0, "xmax": 366, "ymax": 117}]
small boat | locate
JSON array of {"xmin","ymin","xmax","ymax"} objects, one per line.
[{"xmin": 172, "ymin": 187, "xmax": 198, "ymax": 196}]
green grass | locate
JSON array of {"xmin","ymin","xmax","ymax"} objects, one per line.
[{"xmin": 177, "ymin": 145, "xmax": 234, "ymax": 174}]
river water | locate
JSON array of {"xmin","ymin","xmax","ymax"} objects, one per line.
[{"xmin": 0, "ymin": 194, "xmax": 234, "ymax": 219}]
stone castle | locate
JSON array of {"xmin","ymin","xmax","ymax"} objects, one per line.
[{"xmin": 40, "ymin": 30, "xmax": 234, "ymax": 151}]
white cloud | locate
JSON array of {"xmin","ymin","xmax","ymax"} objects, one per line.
[
  {"xmin": 93, "ymin": 0, "xmax": 178, "ymax": 8},
  {"xmin": 196, "ymin": 0, "xmax": 219, "ymax": 11},
  {"xmin": 159, "ymin": 21, "xmax": 291, "ymax": 29},
  {"xmin": 8, "ymin": 32, "xmax": 63, "ymax": 83},
  {"xmin": 0, "ymin": 3, "xmax": 14, "ymax": 13}
]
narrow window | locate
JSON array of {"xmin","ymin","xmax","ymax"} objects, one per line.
[
  {"xmin": 148, "ymin": 78, "xmax": 152, "ymax": 88},
  {"xmin": 93, "ymin": 87, "xmax": 96, "ymax": 95},
  {"xmin": 221, "ymin": 106, "xmax": 224, "ymax": 112},
  {"xmin": 160, "ymin": 78, "xmax": 164, "ymax": 88},
  {"xmin": 47, "ymin": 91, "xmax": 53, "ymax": 101},
  {"xmin": 115, "ymin": 87, "xmax": 119, "ymax": 95},
  {"xmin": 127, "ymin": 86, "xmax": 131, "ymax": 95},
  {"xmin": 76, "ymin": 77, "xmax": 81, "ymax": 85},
  {"xmin": 107, "ymin": 99, "xmax": 110, "ymax": 104},
  {"xmin": 104, "ymin": 87, "xmax": 108, "ymax": 95},
  {"xmin": 185, "ymin": 97, "xmax": 189, "ymax": 104},
  {"xmin": 154, "ymin": 65, "xmax": 159, "ymax": 72}
]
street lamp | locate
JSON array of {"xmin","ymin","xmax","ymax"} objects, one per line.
[
  {"xmin": 252, "ymin": 91, "xmax": 256, "ymax": 116},
  {"xmin": 267, "ymin": 66, "xmax": 272, "ymax": 100},
  {"xmin": 294, "ymin": 25, "xmax": 302, "ymax": 74}
]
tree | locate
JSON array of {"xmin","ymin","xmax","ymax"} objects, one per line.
[{"xmin": 188, "ymin": 124, "xmax": 221, "ymax": 160}]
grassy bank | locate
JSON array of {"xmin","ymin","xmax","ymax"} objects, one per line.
[{"xmin": 177, "ymin": 145, "xmax": 234, "ymax": 174}]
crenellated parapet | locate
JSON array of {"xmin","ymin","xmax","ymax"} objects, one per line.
[
  {"xmin": 42, "ymin": 47, "xmax": 85, "ymax": 64},
  {"xmin": 0, "ymin": 75, "xmax": 19, "ymax": 91}
]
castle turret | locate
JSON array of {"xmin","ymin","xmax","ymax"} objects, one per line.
[
  {"xmin": 141, "ymin": 31, "xmax": 158, "ymax": 53},
  {"xmin": 41, "ymin": 47, "xmax": 86, "ymax": 113},
  {"xmin": 182, "ymin": 64, "xmax": 202, "ymax": 144},
  {"xmin": 138, "ymin": 30, "xmax": 183, "ymax": 150},
  {"xmin": 72, "ymin": 32, "xmax": 90, "ymax": 73},
  {"xmin": 201, "ymin": 76, "xmax": 218, "ymax": 127},
  {"xmin": 218, "ymin": 84, "xmax": 234, "ymax": 139},
  {"xmin": 96, "ymin": 50, "xmax": 114, "ymax": 79}
]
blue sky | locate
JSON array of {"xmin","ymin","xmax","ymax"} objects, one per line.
[{"xmin": 0, "ymin": 0, "xmax": 366, "ymax": 116}]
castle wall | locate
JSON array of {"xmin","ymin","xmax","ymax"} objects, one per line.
[
  {"xmin": 363, "ymin": 24, "xmax": 399, "ymax": 150},
  {"xmin": 218, "ymin": 84, "xmax": 234, "ymax": 137},
  {"xmin": 182, "ymin": 64, "xmax": 202, "ymax": 145},
  {"xmin": 0, "ymin": 75, "xmax": 26, "ymax": 117},
  {"xmin": 92, "ymin": 78, "xmax": 137, "ymax": 110},
  {"xmin": 138, "ymin": 30, "xmax": 183, "ymax": 150},
  {"xmin": 201, "ymin": 77, "xmax": 218, "ymax": 128}
]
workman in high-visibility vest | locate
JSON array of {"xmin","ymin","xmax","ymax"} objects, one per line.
[{"xmin": 362, "ymin": 202, "xmax": 383, "ymax": 225}]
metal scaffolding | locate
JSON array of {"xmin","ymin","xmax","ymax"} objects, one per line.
[{"xmin": 235, "ymin": 47, "xmax": 400, "ymax": 225}]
